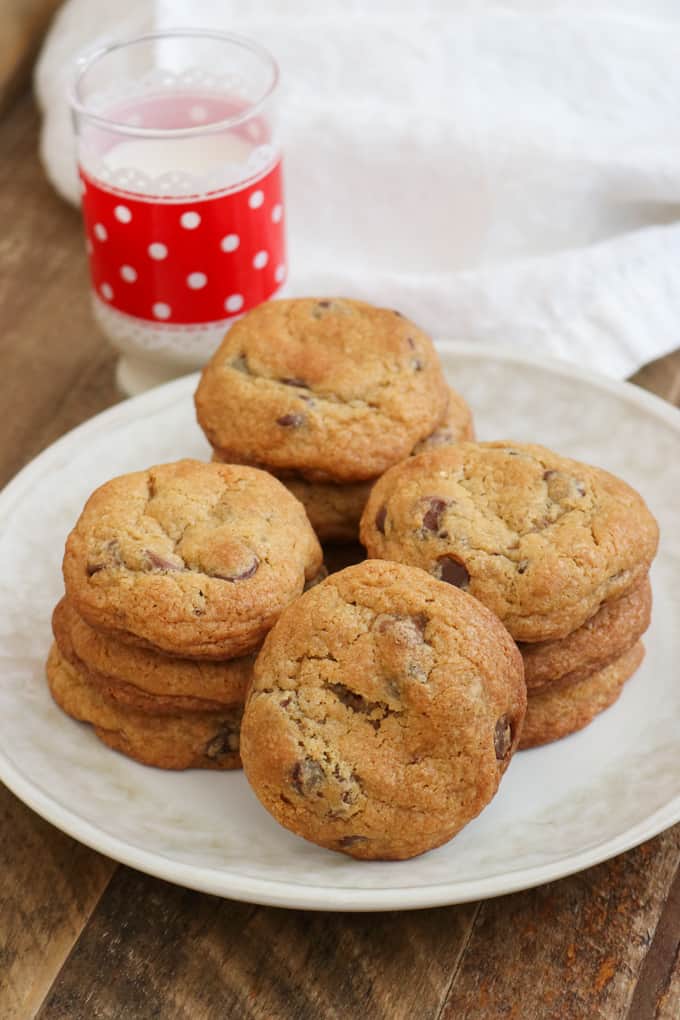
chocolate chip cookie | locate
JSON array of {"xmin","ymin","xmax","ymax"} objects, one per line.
[
  {"xmin": 520, "ymin": 576, "xmax": 651, "ymax": 693},
  {"xmin": 240, "ymin": 559, "xmax": 526, "ymax": 860},
  {"xmin": 63, "ymin": 459, "xmax": 322, "ymax": 659},
  {"xmin": 195, "ymin": 298, "xmax": 450, "ymax": 483},
  {"xmin": 47, "ymin": 643, "xmax": 243, "ymax": 770},
  {"xmin": 520, "ymin": 641, "xmax": 644, "ymax": 748},
  {"xmin": 361, "ymin": 442, "xmax": 659, "ymax": 642},
  {"xmin": 52, "ymin": 597, "xmax": 254, "ymax": 714}
]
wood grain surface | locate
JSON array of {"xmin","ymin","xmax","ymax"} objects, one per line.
[{"xmin": 1, "ymin": 92, "xmax": 679, "ymax": 1020}]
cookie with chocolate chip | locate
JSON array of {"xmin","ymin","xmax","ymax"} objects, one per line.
[
  {"xmin": 47, "ymin": 643, "xmax": 242, "ymax": 770},
  {"xmin": 360, "ymin": 442, "xmax": 658, "ymax": 643},
  {"xmin": 520, "ymin": 641, "xmax": 644, "ymax": 749},
  {"xmin": 240, "ymin": 559, "xmax": 526, "ymax": 860},
  {"xmin": 195, "ymin": 298, "xmax": 449, "ymax": 483},
  {"xmin": 63, "ymin": 459, "xmax": 322, "ymax": 659},
  {"xmin": 52, "ymin": 596, "xmax": 254, "ymax": 714},
  {"xmin": 520, "ymin": 576, "xmax": 651, "ymax": 693}
]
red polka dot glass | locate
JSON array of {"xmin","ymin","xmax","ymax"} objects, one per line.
[{"xmin": 70, "ymin": 31, "xmax": 285, "ymax": 394}]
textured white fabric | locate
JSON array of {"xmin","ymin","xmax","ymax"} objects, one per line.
[{"xmin": 35, "ymin": 0, "xmax": 680, "ymax": 377}]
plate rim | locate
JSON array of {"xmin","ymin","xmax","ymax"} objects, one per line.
[{"xmin": 1, "ymin": 341, "xmax": 678, "ymax": 912}]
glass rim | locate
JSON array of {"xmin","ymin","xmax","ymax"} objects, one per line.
[{"xmin": 69, "ymin": 28, "xmax": 280, "ymax": 139}]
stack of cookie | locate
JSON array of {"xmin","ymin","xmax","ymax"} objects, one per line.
[
  {"xmin": 47, "ymin": 459, "xmax": 322, "ymax": 769},
  {"xmin": 360, "ymin": 441, "xmax": 659, "ymax": 747},
  {"xmin": 195, "ymin": 297, "xmax": 474, "ymax": 544}
]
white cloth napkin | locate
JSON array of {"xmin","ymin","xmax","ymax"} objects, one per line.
[{"xmin": 36, "ymin": 0, "xmax": 680, "ymax": 378}]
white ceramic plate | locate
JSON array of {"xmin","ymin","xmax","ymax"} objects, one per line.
[{"xmin": 1, "ymin": 344, "xmax": 679, "ymax": 912}]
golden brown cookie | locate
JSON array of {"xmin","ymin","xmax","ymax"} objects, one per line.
[
  {"xmin": 240, "ymin": 559, "xmax": 526, "ymax": 861},
  {"xmin": 360, "ymin": 442, "xmax": 659, "ymax": 642},
  {"xmin": 195, "ymin": 298, "xmax": 449, "ymax": 483},
  {"xmin": 520, "ymin": 576, "xmax": 651, "ymax": 693},
  {"xmin": 63, "ymin": 459, "xmax": 322, "ymax": 659},
  {"xmin": 52, "ymin": 597, "xmax": 254, "ymax": 714},
  {"xmin": 47, "ymin": 644, "xmax": 242, "ymax": 770},
  {"xmin": 520, "ymin": 641, "xmax": 644, "ymax": 749},
  {"xmin": 277, "ymin": 386, "xmax": 476, "ymax": 542}
]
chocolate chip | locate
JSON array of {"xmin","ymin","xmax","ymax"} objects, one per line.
[
  {"xmin": 337, "ymin": 835, "xmax": 368, "ymax": 847},
  {"xmin": 145, "ymin": 550, "xmax": 183, "ymax": 572},
  {"xmin": 291, "ymin": 758, "xmax": 325, "ymax": 795},
  {"xmin": 543, "ymin": 470, "xmax": 557, "ymax": 481},
  {"xmin": 280, "ymin": 377, "xmax": 309, "ymax": 388},
  {"xmin": 411, "ymin": 358, "xmax": 424, "ymax": 372},
  {"xmin": 374, "ymin": 612, "xmax": 427, "ymax": 641},
  {"xmin": 394, "ymin": 309, "xmax": 404, "ymax": 317},
  {"xmin": 214, "ymin": 555, "xmax": 259, "ymax": 582},
  {"xmin": 422, "ymin": 497, "xmax": 448, "ymax": 533},
  {"xmin": 231, "ymin": 354, "xmax": 250, "ymax": 374},
  {"xmin": 435, "ymin": 555, "xmax": 470, "ymax": 588},
  {"xmin": 205, "ymin": 726, "xmax": 240, "ymax": 759},
  {"xmin": 276, "ymin": 413, "xmax": 305, "ymax": 428},
  {"xmin": 87, "ymin": 539, "xmax": 122, "ymax": 576},
  {"xmin": 494, "ymin": 715, "xmax": 513, "ymax": 760},
  {"xmin": 375, "ymin": 505, "xmax": 387, "ymax": 534},
  {"xmin": 517, "ymin": 559, "xmax": 529, "ymax": 574},
  {"xmin": 407, "ymin": 335, "xmax": 416, "ymax": 348},
  {"xmin": 318, "ymin": 300, "xmax": 331, "ymax": 308},
  {"xmin": 574, "ymin": 480, "xmax": 586, "ymax": 497}
]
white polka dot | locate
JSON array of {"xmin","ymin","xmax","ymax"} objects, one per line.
[
  {"xmin": 152, "ymin": 302, "xmax": 172, "ymax": 320},
  {"xmin": 100, "ymin": 282, "xmax": 113, "ymax": 300},
  {"xmin": 86, "ymin": 239, "xmax": 93, "ymax": 255},
  {"xmin": 120, "ymin": 265, "xmax": 137, "ymax": 283},
  {"xmin": 271, "ymin": 204, "xmax": 283, "ymax": 223},
  {"xmin": 94, "ymin": 223, "xmax": 108, "ymax": 241},
  {"xmin": 220, "ymin": 233, "xmax": 240, "ymax": 253},
  {"xmin": 180, "ymin": 211, "xmax": 201, "ymax": 229},
  {"xmin": 114, "ymin": 204, "xmax": 132, "ymax": 223},
  {"xmin": 253, "ymin": 250, "xmax": 269, "ymax": 270},
  {"xmin": 148, "ymin": 242, "xmax": 168, "ymax": 260},
  {"xmin": 225, "ymin": 294, "xmax": 244, "ymax": 313},
  {"xmin": 275, "ymin": 263, "xmax": 286, "ymax": 283},
  {"xmin": 248, "ymin": 190, "xmax": 264, "ymax": 209},
  {"xmin": 187, "ymin": 272, "xmax": 207, "ymax": 290},
  {"xmin": 189, "ymin": 104, "xmax": 207, "ymax": 122}
]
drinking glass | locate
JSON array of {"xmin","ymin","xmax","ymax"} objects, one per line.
[{"xmin": 70, "ymin": 30, "xmax": 285, "ymax": 394}]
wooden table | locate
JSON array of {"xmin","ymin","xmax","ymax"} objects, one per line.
[{"xmin": 1, "ymin": 92, "xmax": 679, "ymax": 1020}]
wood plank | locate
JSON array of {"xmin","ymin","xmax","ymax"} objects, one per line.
[
  {"xmin": 0, "ymin": 95, "xmax": 120, "ymax": 1020},
  {"xmin": 439, "ymin": 827, "xmax": 680, "ymax": 1020},
  {"xmin": 37, "ymin": 869, "xmax": 479, "ymax": 1020},
  {"xmin": 0, "ymin": 788, "xmax": 114, "ymax": 1020},
  {"xmin": 0, "ymin": 0, "xmax": 62, "ymax": 115},
  {"xmin": 626, "ymin": 862, "xmax": 680, "ymax": 1019},
  {"xmin": 0, "ymin": 94, "xmax": 119, "ymax": 489}
]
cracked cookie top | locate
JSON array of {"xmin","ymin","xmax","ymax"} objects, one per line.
[
  {"xmin": 62, "ymin": 459, "xmax": 323, "ymax": 659},
  {"xmin": 240, "ymin": 559, "xmax": 525, "ymax": 860},
  {"xmin": 360, "ymin": 442, "xmax": 659, "ymax": 642},
  {"xmin": 194, "ymin": 298, "xmax": 449, "ymax": 483}
]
